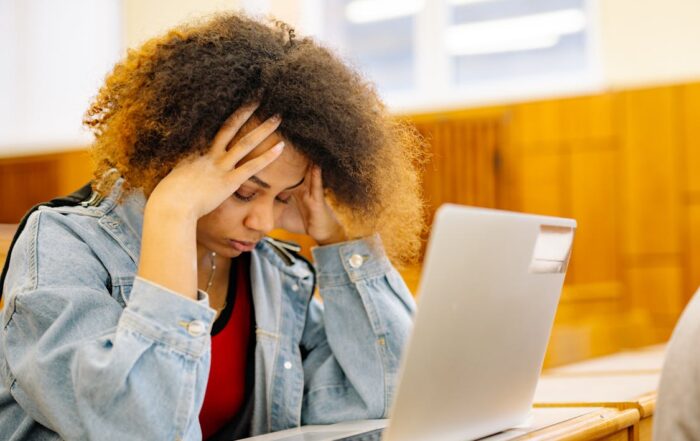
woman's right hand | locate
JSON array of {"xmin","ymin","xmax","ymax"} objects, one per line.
[
  {"xmin": 147, "ymin": 102, "xmax": 285, "ymax": 221},
  {"xmin": 137, "ymin": 102, "xmax": 284, "ymax": 300}
]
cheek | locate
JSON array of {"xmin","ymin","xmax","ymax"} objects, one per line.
[{"xmin": 199, "ymin": 199, "xmax": 245, "ymax": 230}]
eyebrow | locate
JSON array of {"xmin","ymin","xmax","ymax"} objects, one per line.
[{"xmin": 248, "ymin": 175, "xmax": 305, "ymax": 190}]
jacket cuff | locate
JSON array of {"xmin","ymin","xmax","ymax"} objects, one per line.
[
  {"xmin": 311, "ymin": 234, "xmax": 392, "ymax": 286},
  {"xmin": 118, "ymin": 276, "xmax": 216, "ymax": 357}
]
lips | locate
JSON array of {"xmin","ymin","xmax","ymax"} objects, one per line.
[{"xmin": 228, "ymin": 239, "xmax": 257, "ymax": 252}]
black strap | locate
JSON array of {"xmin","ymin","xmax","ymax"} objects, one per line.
[{"xmin": 0, "ymin": 182, "xmax": 94, "ymax": 302}]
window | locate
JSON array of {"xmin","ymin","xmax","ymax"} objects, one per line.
[
  {"xmin": 317, "ymin": 0, "xmax": 418, "ymax": 93},
  {"xmin": 0, "ymin": 0, "xmax": 122, "ymax": 155},
  {"xmin": 308, "ymin": 0, "xmax": 600, "ymax": 111}
]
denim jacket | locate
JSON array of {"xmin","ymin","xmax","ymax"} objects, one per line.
[{"xmin": 0, "ymin": 178, "xmax": 415, "ymax": 440}]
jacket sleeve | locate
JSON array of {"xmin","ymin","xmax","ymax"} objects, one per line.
[
  {"xmin": 0, "ymin": 210, "xmax": 215, "ymax": 441},
  {"xmin": 299, "ymin": 234, "xmax": 415, "ymax": 424}
]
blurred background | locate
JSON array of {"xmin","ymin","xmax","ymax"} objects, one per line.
[{"xmin": 1, "ymin": 0, "xmax": 699, "ymax": 367}]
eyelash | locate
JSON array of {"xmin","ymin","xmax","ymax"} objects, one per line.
[{"xmin": 233, "ymin": 191, "xmax": 290, "ymax": 205}]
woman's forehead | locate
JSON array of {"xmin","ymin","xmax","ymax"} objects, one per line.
[
  {"xmin": 246, "ymin": 148, "xmax": 308, "ymax": 190},
  {"xmin": 235, "ymin": 123, "xmax": 309, "ymax": 189}
]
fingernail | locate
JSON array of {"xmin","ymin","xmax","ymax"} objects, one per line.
[
  {"xmin": 271, "ymin": 114, "xmax": 282, "ymax": 123},
  {"xmin": 272, "ymin": 141, "xmax": 285, "ymax": 153}
]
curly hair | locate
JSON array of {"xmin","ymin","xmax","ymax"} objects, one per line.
[{"xmin": 84, "ymin": 12, "xmax": 427, "ymax": 265}]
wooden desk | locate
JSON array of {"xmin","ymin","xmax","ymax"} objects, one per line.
[
  {"xmin": 534, "ymin": 374, "xmax": 660, "ymax": 441},
  {"xmin": 238, "ymin": 407, "xmax": 640, "ymax": 441},
  {"xmin": 546, "ymin": 345, "xmax": 666, "ymax": 376},
  {"xmin": 484, "ymin": 407, "xmax": 639, "ymax": 441}
]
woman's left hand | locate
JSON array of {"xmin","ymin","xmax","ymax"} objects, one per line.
[{"xmin": 279, "ymin": 165, "xmax": 348, "ymax": 245}]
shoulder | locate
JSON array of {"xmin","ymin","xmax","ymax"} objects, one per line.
[
  {"xmin": 5, "ymin": 205, "xmax": 119, "ymax": 296},
  {"xmin": 655, "ymin": 288, "xmax": 700, "ymax": 438}
]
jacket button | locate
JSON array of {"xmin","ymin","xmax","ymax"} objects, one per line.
[
  {"xmin": 348, "ymin": 254, "xmax": 364, "ymax": 268},
  {"xmin": 284, "ymin": 361, "xmax": 292, "ymax": 370},
  {"xmin": 291, "ymin": 284, "xmax": 299, "ymax": 292},
  {"xmin": 187, "ymin": 320, "xmax": 206, "ymax": 337}
]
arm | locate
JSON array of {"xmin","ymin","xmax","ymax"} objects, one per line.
[
  {"xmin": 1, "ymin": 104, "xmax": 285, "ymax": 440},
  {"xmin": 300, "ymin": 234, "xmax": 415, "ymax": 424},
  {"xmin": 1, "ymin": 211, "xmax": 215, "ymax": 440}
]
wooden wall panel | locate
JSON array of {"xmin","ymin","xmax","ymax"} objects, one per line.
[
  {"xmin": 681, "ymin": 83, "xmax": 700, "ymax": 301},
  {"xmin": 619, "ymin": 87, "xmax": 683, "ymax": 257},
  {"xmin": 618, "ymin": 87, "xmax": 685, "ymax": 326},
  {"xmin": 518, "ymin": 152, "xmax": 567, "ymax": 217},
  {"xmin": 569, "ymin": 148, "xmax": 619, "ymax": 284},
  {"xmin": 625, "ymin": 266, "xmax": 684, "ymax": 318},
  {"xmin": 559, "ymin": 95, "xmax": 617, "ymax": 142},
  {"xmin": 511, "ymin": 100, "xmax": 563, "ymax": 148},
  {"xmin": 0, "ymin": 160, "xmax": 58, "ymax": 223},
  {"xmin": 0, "ymin": 149, "xmax": 92, "ymax": 223},
  {"xmin": 55, "ymin": 150, "xmax": 94, "ymax": 195},
  {"xmin": 412, "ymin": 116, "xmax": 503, "ymax": 216},
  {"xmin": 681, "ymin": 83, "xmax": 700, "ymax": 195},
  {"xmin": 688, "ymin": 205, "xmax": 700, "ymax": 296},
  {"xmin": 0, "ymin": 224, "xmax": 17, "ymax": 270}
]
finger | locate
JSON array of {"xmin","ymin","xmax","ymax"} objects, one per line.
[
  {"xmin": 291, "ymin": 192, "xmax": 310, "ymax": 224},
  {"xmin": 210, "ymin": 101, "xmax": 260, "ymax": 155},
  {"xmin": 280, "ymin": 195, "xmax": 308, "ymax": 235},
  {"xmin": 310, "ymin": 166, "xmax": 324, "ymax": 201},
  {"xmin": 227, "ymin": 141, "xmax": 285, "ymax": 187},
  {"xmin": 222, "ymin": 114, "xmax": 282, "ymax": 167}
]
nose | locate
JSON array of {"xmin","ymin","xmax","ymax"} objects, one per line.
[{"xmin": 243, "ymin": 200, "xmax": 275, "ymax": 234}]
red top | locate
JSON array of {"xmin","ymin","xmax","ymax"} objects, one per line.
[{"xmin": 199, "ymin": 257, "xmax": 252, "ymax": 439}]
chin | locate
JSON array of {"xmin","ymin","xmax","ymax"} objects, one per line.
[{"xmin": 219, "ymin": 247, "xmax": 244, "ymax": 258}]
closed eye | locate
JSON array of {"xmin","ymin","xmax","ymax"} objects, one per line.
[
  {"xmin": 233, "ymin": 191, "xmax": 256, "ymax": 202},
  {"xmin": 233, "ymin": 191, "xmax": 290, "ymax": 205}
]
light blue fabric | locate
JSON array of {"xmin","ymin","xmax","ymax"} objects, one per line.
[{"xmin": 0, "ymin": 177, "xmax": 415, "ymax": 440}]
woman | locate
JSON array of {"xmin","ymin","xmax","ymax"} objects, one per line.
[{"xmin": 0, "ymin": 13, "xmax": 425, "ymax": 441}]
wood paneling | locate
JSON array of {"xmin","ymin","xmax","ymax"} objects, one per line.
[
  {"xmin": 518, "ymin": 152, "xmax": 567, "ymax": 217},
  {"xmin": 569, "ymin": 148, "xmax": 620, "ymax": 284},
  {"xmin": 0, "ymin": 149, "xmax": 92, "ymax": 223},
  {"xmin": 681, "ymin": 82, "xmax": 700, "ymax": 302},
  {"xmin": 625, "ymin": 266, "xmax": 684, "ymax": 320},
  {"xmin": 0, "ymin": 224, "xmax": 17, "ymax": 270},
  {"xmin": 688, "ymin": 205, "xmax": 700, "ymax": 296},
  {"xmin": 619, "ymin": 87, "xmax": 683, "ymax": 258},
  {"xmin": 681, "ymin": 83, "xmax": 700, "ymax": 194},
  {"xmin": 559, "ymin": 94, "xmax": 617, "ymax": 142},
  {"xmin": 412, "ymin": 116, "xmax": 503, "ymax": 217},
  {"xmin": 511, "ymin": 100, "xmax": 563, "ymax": 148}
]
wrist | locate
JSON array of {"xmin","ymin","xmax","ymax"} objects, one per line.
[
  {"xmin": 145, "ymin": 195, "xmax": 198, "ymax": 225},
  {"xmin": 316, "ymin": 226, "xmax": 348, "ymax": 246}
]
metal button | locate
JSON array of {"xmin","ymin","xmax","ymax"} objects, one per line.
[
  {"xmin": 348, "ymin": 254, "xmax": 364, "ymax": 269},
  {"xmin": 187, "ymin": 320, "xmax": 206, "ymax": 337},
  {"xmin": 284, "ymin": 361, "xmax": 292, "ymax": 370},
  {"xmin": 291, "ymin": 284, "xmax": 299, "ymax": 292}
]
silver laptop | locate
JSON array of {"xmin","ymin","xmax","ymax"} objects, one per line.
[{"xmin": 241, "ymin": 204, "xmax": 576, "ymax": 441}]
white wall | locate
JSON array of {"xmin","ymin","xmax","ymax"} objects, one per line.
[
  {"xmin": 0, "ymin": 0, "xmax": 122, "ymax": 157},
  {"xmin": 122, "ymin": 0, "xmax": 306, "ymax": 49},
  {"xmin": 123, "ymin": 0, "xmax": 242, "ymax": 48},
  {"xmin": 598, "ymin": 0, "xmax": 700, "ymax": 89}
]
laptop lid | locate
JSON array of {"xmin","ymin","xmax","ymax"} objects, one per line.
[{"xmin": 384, "ymin": 205, "xmax": 576, "ymax": 441}]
